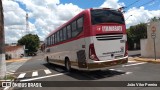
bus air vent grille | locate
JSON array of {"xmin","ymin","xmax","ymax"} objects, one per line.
[{"xmin": 96, "ymin": 34, "xmax": 123, "ymax": 41}]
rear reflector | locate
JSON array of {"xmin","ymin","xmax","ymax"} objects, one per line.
[
  {"xmin": 125, "ymin": 42, "xmax": 128, "ymax": 56},
  {"xmin": 89, "ymin": 43, "xmax": 99, "ymax": 61}
]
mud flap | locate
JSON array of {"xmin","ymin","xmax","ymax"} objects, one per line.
[{"xmin": 77, "ymin": 50, "xmax": 87, "ymax": 68}]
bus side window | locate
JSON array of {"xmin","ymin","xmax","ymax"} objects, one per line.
[
  {"xmin": 67, "ymin": 25, "xmax": 71, "ymax": 39},
  {"xmin": 52, "ymin": 35, "xmax": 54, "ymax": 45},
  {"xmin": 50, "ymin": 35, "xmax": 52, "ymax": 45},
  {"xmin": 71, "ymin": 21, "xmax": 77, "ymax": 37},
  {"xmin": 77, "ymin": 17, "xmax": 84, "ymax": 32},
  {"xmin": 60, "ymin": 30, "xmax": 63, "ymax": 42},
  {"xmin": 48, "ymin": 37, "xmax": 50, "ymax": 46},
  {"xmin": 63, "ymin": 27, "xmax": 67, "ymax": 41},
  {"xmin": 55, "ymin": 33, "xmax": 57, "ymax": 44},
  {"xmin": 57, "ymin": 31, "xmax": 59, "ymax": 43}
]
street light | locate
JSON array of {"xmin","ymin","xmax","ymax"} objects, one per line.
[{"xmin": 125, "ymin": 15, "xmax": 132, "ymax": 21}]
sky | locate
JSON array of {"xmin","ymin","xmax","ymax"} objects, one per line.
[{"xmin": 2, "ymin": 0, "xmax": 160, "ymax": 43}]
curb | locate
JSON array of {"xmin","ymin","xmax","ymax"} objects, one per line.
[
  {"xmin": 6, "ymin": 57, "xmax": 31, "ymax": 63},
  {"xmin": 133, "ymin": 58, "xmax": 160, "ymax": 64}
]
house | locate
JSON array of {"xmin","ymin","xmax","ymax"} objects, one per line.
[{"xmin": 5, "ymin": 45, "xmax": 25, "ymax": 60}]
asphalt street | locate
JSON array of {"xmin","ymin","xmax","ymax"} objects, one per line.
[{"xmin": 6, "ymin": 54, "xmax": 160, "ymax": 90}]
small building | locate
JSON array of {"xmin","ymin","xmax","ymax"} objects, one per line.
[
  {"xmin": 140, "ymin": 20, "xmax": 160, "ymax": 58},
  {"xmin": 5, "ymin": 45, "xmax": 25, "ymax": 60}
]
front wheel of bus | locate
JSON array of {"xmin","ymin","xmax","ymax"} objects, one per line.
[
  {"xmin": 46, "ymin": 57, "xmax": 50, "ymax": 64},
  {"xmin": 65, "ymin": 59, "xmax": 71, "ymax": 72}
]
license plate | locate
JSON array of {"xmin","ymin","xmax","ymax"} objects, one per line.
[{"xmin": 115, "ymin": 55, "xmax": 123, "ymax": 59}]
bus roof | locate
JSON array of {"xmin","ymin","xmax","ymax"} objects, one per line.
[
  {"xmin": 46, "ymin": 8, "xmax": 90, "ymax": 38},
  {"xmin": 46, "ymin": 8, "xmax": 122, "ymax": 38}
]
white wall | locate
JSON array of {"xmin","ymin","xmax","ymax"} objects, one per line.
[
  {"xmin": 140, "ymin": 20, "xmax": 160, "ymax": 58},
  {"xmin": 6, "ymin": 46, "xmax": 25, "ymax": 59}
]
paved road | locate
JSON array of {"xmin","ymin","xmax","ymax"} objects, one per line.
[
  {"xmin": 128, "ymin": 50, "xmax": 141, "ymax": 56},
  {"xmin": 6, "ymin": 55, "xmax": 160, "ymax": 90}
]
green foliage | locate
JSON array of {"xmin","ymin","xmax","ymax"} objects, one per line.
[
  {"xmin": 127, "ymin": 23, "xmax": 147, "ymax": 50},
  {"xmin": 151, "ymin": 17, "xmax": 160, "ymax": 22},
  {"xmin": 18, "ymin": 34, "xmax": 40, "ymax": 53}
]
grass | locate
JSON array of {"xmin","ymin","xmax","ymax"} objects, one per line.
[
  {"xmin": 0, "ymin": 75, "xmax": 16, "ymax": 87},
  {"xmin": 4, "ymin": 75, "xmax": 15, "ymax": 80}
]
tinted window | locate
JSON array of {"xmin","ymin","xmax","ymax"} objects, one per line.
[
  {"xmin": 57, "ymin": 31, "xmax": 59, "ymax": 43},
  {"xmin": 72, "ymin": 21, "xmax": 78, "ymax": 37},
  {"xmin": 52, "ymin": 35, "xmax": 54, "ymax": 44},
  {"xmin": 48, "ymin": 37, "xmax": 51, "ymax": 46},
  {"xmin": 63, "ymin": 27, "xmax": 67, "ymax": 40},
  {"xmin": 47, "ymin": 38, "xmax": 49, "ymax": 46},
  {"xmin": 50, "ymin": 37, "xmax": 52, "ymax": 45},
  {"xmin": 67, "ymin": 25, "xmax": 71, "ymax": 39},
  {"xmin": 91, "ymin": 9, "xmax": 124, "ymax": 25},
  {"xmin": 77, "ymin": 17, "xmax": 83, "ymax": 32},
  {"xmin": 60, "ymin": 30, "xmax": 63, "ymax": 42},
  {"xmin": 55, "ymin": 33, "xmax": 57, "ymax": 43}
]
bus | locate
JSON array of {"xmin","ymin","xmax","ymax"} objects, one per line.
[{"xmin": 44, "ymin": 8, "xmax": 128, "ymax": 71}]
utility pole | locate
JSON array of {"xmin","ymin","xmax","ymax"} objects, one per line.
[
  {"xmin": 26, "ymin": 12, "xmax": 29, "ymax": 34},
  {"xmin": 0, "ymin": 0, "xmax": 6, "ymax": 79}
]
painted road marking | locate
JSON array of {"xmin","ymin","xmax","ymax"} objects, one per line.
[
  {"xmin": 125, "ymin": 72, "xmax": 132, "ymax": 75},
  {"xmin": 44, "ymin": 69, "xmax": 52, "ymax": 74},
  {"xmin": 122, "ymin": 62, "xmax": 147, "ymax": 67},
  {"xmin": 32, "ymin": 71, "xmax": 38, "ymax": 77},
  {"xmin": 109, "ymin": 68, "xmax": 133, "ymax": 75},
  {"xmin": 20, "ymin": 73, "xmax": 67, "ymax": 82},
  {"xmin": 121, "ymin": 72, "xmax": 133, "ymax": 76},
  {"xmin": 17, "ymin": 73, "xmax": 26, "ymax": 79},
  {"xmin": 109, "ymin": 69, "xmax": 123, "ymax": 72},
  {"xmin": 128, "ymin": 60, "xmax": 137, "ymax": 63}
]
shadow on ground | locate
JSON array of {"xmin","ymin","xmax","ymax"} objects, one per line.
[{"xmin": 43, "ymin": 63, "xmax": 126, "ymax": 80}]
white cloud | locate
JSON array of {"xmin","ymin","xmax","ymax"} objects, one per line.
[
  {"xmin": 100, "ymin": 0, "xmax": 125, "ymax": 9},
  {"xmin": 2, "ymin": 0, "xmax": 160, "ymax": 44},
  {"xmin": 3, "ymin": 0, "xmax": 26, "ymax": 26},
  {"xmin": 124, "ymin": 7, "xmax": 160, "ymax": 28},
  {"xmin": 3, "ymin": 0, "xmax": 83, "ymax": 43},
  {"xmin": 100, "ymin": 0, "xmax": 160, "ymax": 28},
  {"xmin": 3, "ymin": 0, "xmax": 26, "ymax": 43}
]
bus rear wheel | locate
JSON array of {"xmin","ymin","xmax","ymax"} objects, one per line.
[{"xmin": 65, "ymin": 59, "xmax": 71, "ymax": 72}]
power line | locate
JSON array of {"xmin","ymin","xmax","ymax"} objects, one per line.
[
  {"xmin": 126, "ymin": 0, "xmax": 141, "ymax": 9},
  {"xmin": 137, "ymin": 0, "xmax": 156, "ymax": 8},
  {"xmin": 125, "ymin": 0, "xmax": 156, "ymax": 10}
]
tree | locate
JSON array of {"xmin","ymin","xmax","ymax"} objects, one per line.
[
  {"xmin": 150, "ymin": 17, "xmax": 160, "ymax": 22},
  {"xmin": 127, "ymin": 23, "xmax": 147, "ymax": 50},
  {"xmin": 18, "ymin": 34, "xmax": 40, "ymax": 54}
]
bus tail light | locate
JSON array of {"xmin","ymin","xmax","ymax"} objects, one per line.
[
  {"xmin": 89, "ymin": 43, "xmax": 99, "ymax": 61},
  {"xmin": 125, "ymin": 42, "xmax": 128, "ymax": 56}
]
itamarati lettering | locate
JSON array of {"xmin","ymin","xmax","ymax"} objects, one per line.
[{"xmin": 102, "ymin": 26, "xmax": 122, "ymax": 32}]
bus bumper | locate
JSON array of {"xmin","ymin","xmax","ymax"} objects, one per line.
[{"xmin": 85, "ymin": 57, "xmax": 128, "ymax": 71}]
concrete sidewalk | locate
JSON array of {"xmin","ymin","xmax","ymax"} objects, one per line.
[
  {"xmin": 131, "ymin": 57, "xmax": 160, "ymax": 63},
  {"xmin": 6, "ymin": 57, "xmax": 32, "ymax": 75},
  {"xmin": 6, "ymin": 57, "xmax": 31, "ymax": 63}
]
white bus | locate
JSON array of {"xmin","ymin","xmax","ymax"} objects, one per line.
[{"xmin": 44, "ymin": 8, "xmax": 128, "ymax": 71}]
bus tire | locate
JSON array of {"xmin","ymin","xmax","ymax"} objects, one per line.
[
  {"xmin": 46, "ymin": 56, "xmax": 50, "ymax": 64},
  {"xmin": 65, "ymin": 58, "xmax": 71, "ymax": 72}
]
